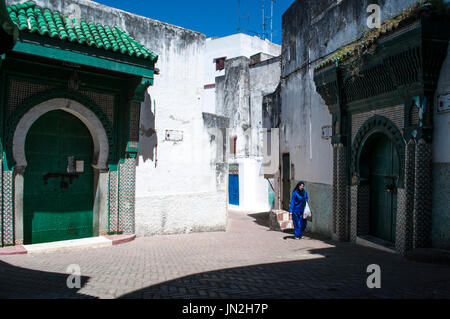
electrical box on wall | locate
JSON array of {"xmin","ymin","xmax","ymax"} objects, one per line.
[
  {"xmin": 437, "ymin": 93, "xmax": 450, "ymax": 113},
  {"xmin": 321, "ymin": 125, "xmax": 332, "ymax": 139}
]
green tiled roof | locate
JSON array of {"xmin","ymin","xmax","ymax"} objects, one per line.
[{"xmin": 7, "ymin": 1, "xmax": 158, "ymax": 62}]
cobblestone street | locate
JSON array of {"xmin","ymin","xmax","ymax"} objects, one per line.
[{"xmin": 0, "ymin": 210, "xmax": 449, "ymax": 299}]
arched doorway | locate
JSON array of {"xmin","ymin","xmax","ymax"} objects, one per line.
[
  {"xmin": 360, "ymin": 132, "xmax": 399, "ymax": 244},
  {"xmin": 23, "ymin": 110, "xmax": 94, "ymax": 244}
]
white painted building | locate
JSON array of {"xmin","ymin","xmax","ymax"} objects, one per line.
[
  {"xmin": 215, "ymin": 51, "xmax": 281, "ymax": 213},
  {"xmin": 203, "ymin": 33, "xmax": 281, "ymax": 114}
]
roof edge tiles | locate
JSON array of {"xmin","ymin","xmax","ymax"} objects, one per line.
[{"xmin": 7, "ymin": 0, "xmax": 158, "ymax": 63}]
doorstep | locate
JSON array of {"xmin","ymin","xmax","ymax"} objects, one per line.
[
  {"xmin": 0, "ymin": 234, "xmax": 136, "ymax": 256},
  {"xmin": 356, "ymin": 235, "xmax": 396, "ymax": 254}
]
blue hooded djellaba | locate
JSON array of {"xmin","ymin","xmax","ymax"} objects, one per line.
[{"xmin": 289, "ymin": 181, "xmax": 308, "ymax": 238}]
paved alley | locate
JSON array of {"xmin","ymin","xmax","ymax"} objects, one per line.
[{"xmin": 0, "ymin": 210, "xmax": 449, "ymax": 299}]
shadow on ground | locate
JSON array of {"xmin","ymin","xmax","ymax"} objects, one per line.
[
  {"xmin": 118, "ymin": 245, "xmax": 450, "ymax": 299},
  {"xmin": 248, "ymin": 212, "xmax": 271, "ymax": 228},
  {"xmin": 0, "ymin": 260, "xmax": 95, "ymax": 299},
  {"xmin": 247, "ymin": 212, "xmax": 333, "ymax": 243}
]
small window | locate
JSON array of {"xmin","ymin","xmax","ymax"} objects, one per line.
[
  {"xmin": 214, "ymin": 57, "xmax": 226, "ymax": 71},
  {"xmin": 230, "ymin": 136, "xmax": 237, "ymax": 155},
  {"xmin": 289, "ymin": 38, "xmax": 296, "ymax": 61}
]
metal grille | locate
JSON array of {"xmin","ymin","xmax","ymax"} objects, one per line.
[
  {"xmin": 80, "ymin": 90, "xmax": 115, "ymax": 124},
  {"xmin": 8, "ymin": 79, "xmax": 54, "ymax": 116},
  {"xmin": 129, "ymin": 102, "xmax": 140, "ymax": 142}
]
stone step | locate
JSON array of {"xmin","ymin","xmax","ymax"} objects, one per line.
[
  {"xmin": 0, "ymin": 234, "xmax": 136, "ymax": 256},
  {"xmin": 269, "ymin": 210, "xmax": 293, "ymax": 231}
]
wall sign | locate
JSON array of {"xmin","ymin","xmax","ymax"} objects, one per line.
[
  {"xmin": 437, "ymin": 93, "xmax": 450, "ymax": 113},
  {"xmin": 76, "ymin": 161, "xmax": 84, "ymax": 173},
  {"xmin": 165, "ymin": 130, "xmax": 183, "ymax": 142}
]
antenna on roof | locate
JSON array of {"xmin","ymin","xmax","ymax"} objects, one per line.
[
  {"xmin": 238, "ymin": 0, "xmax": 241, "ymax": 33},
  {"xmin": 262, "ymin": 1, "xmax": 266, "ymax": 39},
  {"xmin": 270, "ymin": 0, "xmax": 277, "ymax": 42}
]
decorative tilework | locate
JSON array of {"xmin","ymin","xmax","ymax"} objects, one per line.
[
  {"xmin": 118, "ymin": 158, "xmax": 136, "ymax": 235},
  {"xmin": 413, "ymin": 139, "xmax": 433, "ymax": 249},
  {"xmin": 335, "ymin": 143, "xmax": 348, "ymax": 241},
  {"xmin": 350, "ymin": 186, "xmax": 358, "ymax": 242},
  {"xmin": 396, "ymin": 140, "xmax": 415, "ymax": 255},
  {"xmin": 2, "ymin": 171, "xmax": 14, "ymax": 246},
  {"xmin": 396, "ymin": 188, "xmax": 408, "ymax": 255},
  {"xmin": 351, "ymin": 105, "xmax": 404, "ymax": 142},
  {"xmin": 332, "ymin": 146, "xmax": 337, "ymax": 234},
  {"xmin": 108, "ymin": 170, "xmax": 119, "ymax": 233},
  {"xmin": 0, "ymin": 159, "xmax": 2, "ymax": 247}
]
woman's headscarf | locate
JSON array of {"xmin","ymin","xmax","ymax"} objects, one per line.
[{"xmin": 293, "ymin": 181, "xmax": 305, "ymax": 196}]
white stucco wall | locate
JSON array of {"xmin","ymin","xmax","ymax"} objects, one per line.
[
  {"xmin": 434, "ymin": 44, "xmax": 450, "ymax": 164},
  {"xmin": 229, "ymin": 157, "xmax": 271, "ymax": 212},
  {"xmin": 280, "ymin": 69, "xmax": 333, "ymax": 185},
  {"xmin": 203, "ymin": 33, "xmax": 281, "ymax": 114},
  {"xmin": 136, "ymin": 34, "xmax": 228, "ymax": 235},
  {"xmin": 216, "ymin": 54, "xmax": 281, "ymax": 213}
]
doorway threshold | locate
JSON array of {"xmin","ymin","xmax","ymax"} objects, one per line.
[
  {"xmin": 356, "ymin": 235, "xmax": 396, "ymax": 254},
  {"xmin": 0, "ymin": 234, "xmax": 135, "ymax": 256}
]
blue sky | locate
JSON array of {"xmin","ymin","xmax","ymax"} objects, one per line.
[{"xmin": 96, "ymin": 0, "xmax": 295, "ymax": 44}]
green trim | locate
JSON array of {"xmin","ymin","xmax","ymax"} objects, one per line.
[
  {"xmin": 2, "ymin": 152, "xmax": 12, "ymax": 171},
  {"xmin": 108, "ymin": 164, "xmax": 118, "ymax": 171},
  {"xmin": 0, "ymin": 59, "xmax": 6, "ymax": 154},
  {"xmin": 126, "ymin": 141, "xmax": 139, "ymax": 154},
  {"xmin": 134, "ymin": 77, "xmax": 152, "ymax": 102},
  {"xmin": 5, "ymin": 56, "xmax": 127, "ymax": 92},
  {"xmin": 13, "ymin": 41, "xmax": 155, "ymax": 81}
]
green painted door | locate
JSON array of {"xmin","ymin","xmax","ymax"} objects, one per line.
[
  {"xmin": 369, "ymin": 134, "xmax": 398, "ymax": 243},
  {"xmin": 24, "ymin": 110, "xmax": 94, "ymax": 244}
]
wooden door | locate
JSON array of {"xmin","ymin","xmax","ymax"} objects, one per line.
[{"xmin": 24, "ymin": 110, "xmax": 94, "ymax": 244}]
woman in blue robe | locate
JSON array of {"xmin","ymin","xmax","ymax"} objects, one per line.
[{"xmin": 289, "ymin": 181, "xmax": 308, "ymax": 239}]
